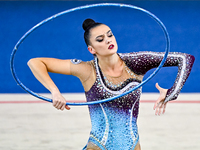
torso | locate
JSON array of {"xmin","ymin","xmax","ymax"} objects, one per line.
[
  {"xmin": 72, "ymin": 51, "xmax": 195, "ymax": 150},
  {"xmin": 84, "ymin": 56, "xmax": 142, "ymax": 150}
]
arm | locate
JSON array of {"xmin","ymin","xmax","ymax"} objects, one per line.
[
  {"xmin": 143, "ymin": 52, "xmax": 195, "ymax": 102},
  {"xmin": 163, "ymin": 53, "xmax": 195, "ymax": 102},
  {"xmin": 121, "ymin": 51, "xmax": 195, "ymax": 102},
  {"xmin": 28, "ymin": 58, "xmax": 93, "ymax": 110},
  {"xmin": 120, "ymin": 52, "xmax": 195, "ymax": 115},
  {"xmin": 27, "ymin": 58, "xmax": 72, "ymax": 110},
  {"xmin": 140, "ymin": 52, "xmax": 195, "ymax": 115}
]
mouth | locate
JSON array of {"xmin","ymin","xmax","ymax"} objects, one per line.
[{"xmin": 108, "ymin": 44, "xmax": 114, "ymax": 49}]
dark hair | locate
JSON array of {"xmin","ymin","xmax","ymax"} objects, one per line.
[{"xmin": 82, "ymin": 18, "xmax": 103, "ymax": 46}]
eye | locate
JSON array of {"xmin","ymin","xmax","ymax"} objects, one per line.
[
  {"xmin": 108, "ymin": 32, "xmax": 113, "ymax": 37},
  {"xmin": 96, "ymin": 39, "xmax": 104, "ymax": 42},
  {"xmin": 108, "ymin": 34, "xmax": 113, "ymax": 37}
]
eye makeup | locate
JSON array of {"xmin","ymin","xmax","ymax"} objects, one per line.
[
  {"xmin": 96, "ymin": 38, "xmax": 104, "ymax": 42},
  {"xmin": 95, "ymin": 30, "xmax": 113, "ymax": 42}
]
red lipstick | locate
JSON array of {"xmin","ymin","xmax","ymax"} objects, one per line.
[{"xmin": 108, "ymin": 44, "xmax": 114, "ymax": 49}]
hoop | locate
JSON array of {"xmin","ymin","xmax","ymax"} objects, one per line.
[{"xmin": 10, "ymin": 3, "xmax": 170, "ymax": 106}]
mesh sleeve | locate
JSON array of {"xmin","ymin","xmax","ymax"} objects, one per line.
[{"xmin": 119, "ymin": 52, "xmax": 195, "ymax": 102}]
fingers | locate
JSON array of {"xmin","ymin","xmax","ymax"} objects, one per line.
[
  {"xmin": 153, "ymin": 100, "xmax": 159, "ymax": 110},
  {"xmin": 153, "ymin": 95, "xmax": 163, "ymax": 110},
  {"xmin": 53, "ymin": 99, "xmax": 70, "ymax": 111},
  {"xmin": 153, "ymin": 93, "xmax": 166, "ymax": 115},
  {"xmin": 51, "ymin": 91, "xmax": 70, "ymax": 111},
  {"xmin": 53, "ymin": 99, "xmax": 63, "ymax": 110},
  {"xmin": 154, "ymin": 82, "xmax": 168, "ymax": 115},
  {"xmin": 162, "ymin": 103, "xmax": 167, "ymax": 114},
  {"xmin": 154, "ymin": 101, "xmax": 167, "ymax": 115}
]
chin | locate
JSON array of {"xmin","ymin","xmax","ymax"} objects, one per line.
[
  {"xmin": 108, "ymin": 50, "xmax": 118, "ymax": 56},
  {"xmin": 112, "ymin": 48, "xmax": 118, "ymax": 53}
]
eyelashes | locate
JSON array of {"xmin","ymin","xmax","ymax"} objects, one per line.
[
  {"xmin": 96, "ymin": 33, "xmax": 113, "ymax": 42},
  {"xmin": 97, "ymin": 39, "xmax": 104, "ymax": 42},
  {"xmin": 108, "ymin": 34, "xmax": 113, "ymax": 37}
]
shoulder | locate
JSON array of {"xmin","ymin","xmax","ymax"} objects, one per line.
[
  {"xmin": 70, "ymin": 59, "xmax": 94, "ymax": 77},
  {"xmin": 70, "ymin": 59, "xmax": 93, "ymax": 68},
  {"xmin": 118, "ymin": 51, "xmax": 156, "ymax": 57},
  {"xmin": 118, "ymin": 51, "xmax": 146, "ymax": 58}
]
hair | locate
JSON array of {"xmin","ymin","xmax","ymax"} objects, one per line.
[{"xmin": 82, "ymin": 18, "xmax": 103, "ymax": 46}]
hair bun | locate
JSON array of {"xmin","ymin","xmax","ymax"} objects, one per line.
[{"xmin": 82, "ymin": 18, "xmax": 96, "ymax": 31}]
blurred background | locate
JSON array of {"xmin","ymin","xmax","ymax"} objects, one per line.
[{"xmin": 1, "ymin": 0, "xmax": 199, "ymax": 94}]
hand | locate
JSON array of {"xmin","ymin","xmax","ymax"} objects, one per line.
[
  {"xmin": 153, "ymin": 83, "xmax": 168, "ymax": 115},
  {"xmin": 52, "ymin": 92, "xmax": 70, "ymax": 111}
]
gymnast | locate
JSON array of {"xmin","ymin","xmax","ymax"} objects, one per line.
[{"xmin": 27, "ymin": 19, "xmax": 195, "ymax": 150}]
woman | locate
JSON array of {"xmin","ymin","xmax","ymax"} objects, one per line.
[{"xmin": 28, "ymin": 19, "xmax": 195, "ymax": 150}]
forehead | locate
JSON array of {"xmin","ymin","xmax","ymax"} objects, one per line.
[{"xmin": 90, "ymin": 24, "xmax": 111, "ymax": 37}]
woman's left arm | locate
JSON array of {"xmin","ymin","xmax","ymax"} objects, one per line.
[
  {"xmin": 121, "ymin": 52, "xmax": 195, "ymax": 115},
  {"xmin": 139, "ymin": 52, "xmax": 195, "ymax": 115},
  {"xmin": 159, "ymin": 52, "xmax": 194, "ymax": 102}
]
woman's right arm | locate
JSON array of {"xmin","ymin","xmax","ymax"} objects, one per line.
[{"xmin": 27, "ymin": 58, "xmax": 72, "ymax": 110}]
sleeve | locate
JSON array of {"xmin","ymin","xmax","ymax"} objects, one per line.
[{"xmin": 120, "ymin": 51, "xmax": 195, "ymax": 102}]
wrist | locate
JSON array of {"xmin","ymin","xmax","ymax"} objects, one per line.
[{"xmin": 50, "ymin": 87, "xmax": 60, "ymax": 95}]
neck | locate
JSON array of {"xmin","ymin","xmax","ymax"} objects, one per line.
[{"xmin": 97, "ymin": 53, "xmax": 124, "ymax": 76}]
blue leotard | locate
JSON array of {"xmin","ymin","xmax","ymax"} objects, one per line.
[{"xmin": 82, "ymin": 52, "xmax": 195, "ymax": 150}]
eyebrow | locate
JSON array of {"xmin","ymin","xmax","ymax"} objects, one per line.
[{"xmin": 95, "ymin": 30, "xmax": 111, "ymax": 39}]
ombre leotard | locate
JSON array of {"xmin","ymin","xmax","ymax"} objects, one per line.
[{"xmin": 80, "ymin": 52, "xmax": 195, "ymax": 150}]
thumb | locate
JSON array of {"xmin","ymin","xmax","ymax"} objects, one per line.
[{"xmin": 155, "ymin": 83, "xmax": 161, "ymax": 91}]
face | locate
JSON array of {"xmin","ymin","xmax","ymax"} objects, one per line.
[{"xmin": 88, "ymin": 24, "xmax": 118, "ymax": 57}]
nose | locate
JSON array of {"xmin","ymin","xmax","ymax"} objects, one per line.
[{"xmin": 105, "ymin": 37, "xmax": 111, "ymax": 44}]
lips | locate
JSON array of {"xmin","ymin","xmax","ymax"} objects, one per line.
[{"xmin": 108, "ymin": 44, "xmax": 114, "ymax": 49}]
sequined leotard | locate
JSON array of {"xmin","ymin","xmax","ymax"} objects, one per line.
[{"xmin": 82, "ymin": 52, "xmax": 195, "ymax": 150}]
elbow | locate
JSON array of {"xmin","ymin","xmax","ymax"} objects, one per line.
[
  {"xmin": 27, "ymin": 58, "xmax": 47, "ymax": 72},
  {"xmin": 186, "ymin": 54, "xmax": 195, "ymax": 66},
  {"xmin": 190, "ymin": 54, "xmax": 195, "ymax": 63},
  {"xmin": 27, "ymin": 58, "xmax": 36, "ymax": 68},
  {"xmin": 27, "ymin": 58, "xmax": 42, "ymax": 68}
]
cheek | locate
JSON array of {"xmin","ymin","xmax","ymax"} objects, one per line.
[
  {"xmin": 94, "ymin": 42, "xmax": 105, "ymax": 48},
  {"xmin": 113, "ymin": 36, "xmax": 117, "ymax": 42}
]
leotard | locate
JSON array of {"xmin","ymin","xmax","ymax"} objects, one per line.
[{"xmin": 81, "ymin": 52, "xmax": 195, "ymax": 150}]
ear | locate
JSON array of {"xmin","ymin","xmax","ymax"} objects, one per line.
[{"xmin": 88, "ymin": 46, "xmax": 96, "ymax": 55}]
